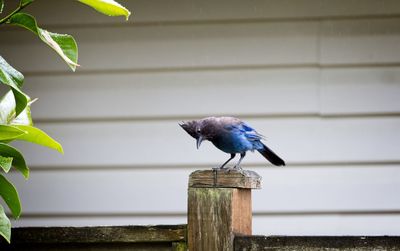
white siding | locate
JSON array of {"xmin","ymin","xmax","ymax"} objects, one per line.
[
  {"xmin": 11, "ymin": 117, "xmax": 400, "ymax": 166},
  {"xmin": 19, "ymin": 68, "xmax": 320, "ymax": 119},
  {"xmin": 321, "ymin": 67, "xmax": 400, "ymax": 115},
  {"xmin": 1, "ymin": 0, "xmax": 399, "ymax": 235},
  {"xmin": 1, "ymin": 22, "xmax": 320, "ymax": 71}
]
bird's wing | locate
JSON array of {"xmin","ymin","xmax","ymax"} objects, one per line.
[
  {"xmin": 241, "ymin": 122, "xmax": 265, "ymax": 141},
  {"xmin": 223, "ymin": 121, "xmax": 264, "ymax": 141}
]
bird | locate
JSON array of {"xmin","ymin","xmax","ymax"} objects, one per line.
[{"xmin": 179, "ymin": 116, "xmax": 285, "ymax": 170}]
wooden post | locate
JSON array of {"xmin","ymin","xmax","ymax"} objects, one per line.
[{"xmin": 188, "ymin": 169, "xmax": 261, "ymax": 251}]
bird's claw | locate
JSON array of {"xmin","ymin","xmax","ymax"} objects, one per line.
[
  {"xmin": 216, "ymin": 165, "xmax": 245, "ymax": 174},
  {"xmin": 213, "ymin": 166, "xmax": 227, "ymax": 171},
  {"xmin": 233, "ymin": 165, "xmax": 243, "ymax": 171},
  {"xmin": 233, "ymin": 165, "xmax": 245, "ymax": 174},
  {"xmin": 214, "ymin": 166, "xmax": 233, "ymax": 173},
  {"xmin": 212, "ymin": 163, "xmax": 244, "ymax": 174}
]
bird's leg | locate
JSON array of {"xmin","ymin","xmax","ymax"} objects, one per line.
[
  {"xmin": 214, "ymin": 153, "xmax": 236, "ymax": 170},
  {"xmin": 233, "ymin": 152, "xmax": 246, "ymax": 171}
]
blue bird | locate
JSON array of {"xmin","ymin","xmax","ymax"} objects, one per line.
[{"xmin": 179, "ymin": 116, "xmax": 285, "ymax": 170}]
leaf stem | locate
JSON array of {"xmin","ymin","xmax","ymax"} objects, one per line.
[{"xmin": 0, "ymin": 1, "xmax": 33, "ymax": 25}]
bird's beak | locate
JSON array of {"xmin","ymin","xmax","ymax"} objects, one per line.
[{"xmin": 196, "ymin": 136, "xmax": 203, "ymax": 149}]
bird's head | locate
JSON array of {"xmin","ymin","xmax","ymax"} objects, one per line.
[{"xmin": 179, "ymin": 120, "xmax": 206, "ymax": 149}]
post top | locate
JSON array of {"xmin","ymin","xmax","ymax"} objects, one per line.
[{"xmin": 189, "ymin": 169, "xmax": 262, "ymax": 189}]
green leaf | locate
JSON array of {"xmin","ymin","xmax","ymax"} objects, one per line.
[
  {"xmin": 0, "ymin": 156, "xmax": 13, "ymax": 173},
  {"xmin": 78, "ymin": 0, "xmax": 131, "ymax": 20},
  {"xmin": 41, "ymin": 30, "xmax": 79, "ymax": 71},
  {"xmin": 12, "ymin": 102, "xmax": 33, "ymax": 126},
  {"xmin": 0, "ymin": 125, "xmax": 27, "ymax": 141},
  {"xmin": 0, "ymin": 56, "xmax": 28, "ymax": 116},
  {"xmin": 10, "ymin": 95, "xmax": 33, "ymax": 126},
  {"xmin": 0, "ymin": 56, "xmax": 23, "ymax": 89},
  {"xmin": 0, "ymin": 143, "xmax": 29, "ymax": 179},
  {"xmin": 0, "ymin": 0, "xmax": 4, "ymax": 14},
  {"xmin": 0, "ymin": 205, "xmax": 11, "ymax": 243},
  {"xmin": 21, "ymin": 0, "xmax": 34, "ymax": 5},
  {"xmin": 0, "ymin": 91, "xmax": 15, "ymax": 125},
  {"xmin": 8, "ymin": 13, "xmax": 79, "ymax": 71},
  {"xmin": 0, "ymin": 90, "xmax": 32, "ymax": 126},
  {"xmin": 0, "ymin": 174, "xmax": 21, "ymax": 219},
  {"xmin": 12, "ymin": 125, "xmax": 63, "ymax": 154},
  {"xmin": 11, "ymin": 88, "xmax": 29, "ymax": 118}
]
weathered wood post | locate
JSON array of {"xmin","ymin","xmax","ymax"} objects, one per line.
[{"xmin": 188, "ymin": 169, "xmax": 261, "ymax": 251}]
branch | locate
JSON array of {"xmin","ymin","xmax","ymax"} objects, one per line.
[{"xmin": 0, "ymin": 1, "xmax": 33, "ymax": 25}]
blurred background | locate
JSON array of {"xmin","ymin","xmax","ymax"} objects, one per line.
[{"xmin": 1, "ymin": 0, "xmax": 400, "ymax": 235}]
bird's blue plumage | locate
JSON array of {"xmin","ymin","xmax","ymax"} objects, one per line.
[
  {"xmin": 180, "ymin": 116, "xmax": 285, "ymax": 169},
  {"xmin": 218, "ymin": 121, "xmax": 264, "ymax": 153}
]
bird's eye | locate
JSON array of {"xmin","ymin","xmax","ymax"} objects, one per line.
[{"xmin": 196, "ymin": 128, "xmax": 201, "ymax": 133}]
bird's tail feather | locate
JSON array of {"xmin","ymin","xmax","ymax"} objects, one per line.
[{"xmin": 257, "ymin": 143, "xmax": 285, "ymax": 166}]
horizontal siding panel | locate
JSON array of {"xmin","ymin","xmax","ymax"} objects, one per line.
[
  {"xmin": 24, "ymin": 67, "xmax": 400, "ymax": 120},
  {"xmin": 320, "ymin": 18, "xmax": 400, "ymax": 65},
  {"xmin": 11, "ymin": 214, "xmax": 400, "ymax": 235},
  {"xmin": 24, "ymin": 68, "xmax": 319, "ymax": 120},
  {"xmin": 321, "ymin": 67, "xmax": 400, "ymax": 115},
  {"xmin": 3, "ymin": 18, "xmax": 400, "ymax": 73},
  {"xmin": 12, "ymin": 117, "xmax": 400, "ymax": 167},
  {"xmin": 22, "ymin": 0, "xmax": 400, "ymax": 25},
  {"xmin": 253, "ymin": 214, "xmax": 400, "ymax": 235},
  {"xmin": 0, "ymin": 22, "xmax": 319, "ymax": 72},
  {"xmin": 8, "ymin": 166, "xmax": 400, "ymax": 214}
]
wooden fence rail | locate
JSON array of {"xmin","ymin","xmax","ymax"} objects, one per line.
[
  {"xmin": 0, "ymin": 225, "xmax": 187, "ymax": 251},
  {"xmin": 234, "ymin": 236, "xmax": 400, "ymax": 251}
]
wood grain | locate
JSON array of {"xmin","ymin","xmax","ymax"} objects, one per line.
[
  {"xmin": 234, "ymin": 236, "xmax": 400, "ymax": 251},
  {"xmin": 188, "ymin": 188, "xmax": 253, "ymax": 251},
  {"xmin": 188, "ymin": 170, "xmax": 260, "ymax": 250},
  {"xmin": 0, "ymin": 225, "xmax": 186, "ymax": 251},
  {"xmin": 8, "ymin": 225, "xmax": 186, "ymax": 244},
  {"xmin": 189, "ymin": 169, "xmax": 261, "ymax": 189}
]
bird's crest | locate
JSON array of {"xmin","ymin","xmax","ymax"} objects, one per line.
[{"xmin": 179, "ymin": 120, "xmax": 198, "ymax": 139}]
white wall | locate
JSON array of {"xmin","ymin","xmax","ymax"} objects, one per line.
[{"xmin": 1, "ymin": 0, "xmax": 400, "ymax": 235}]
